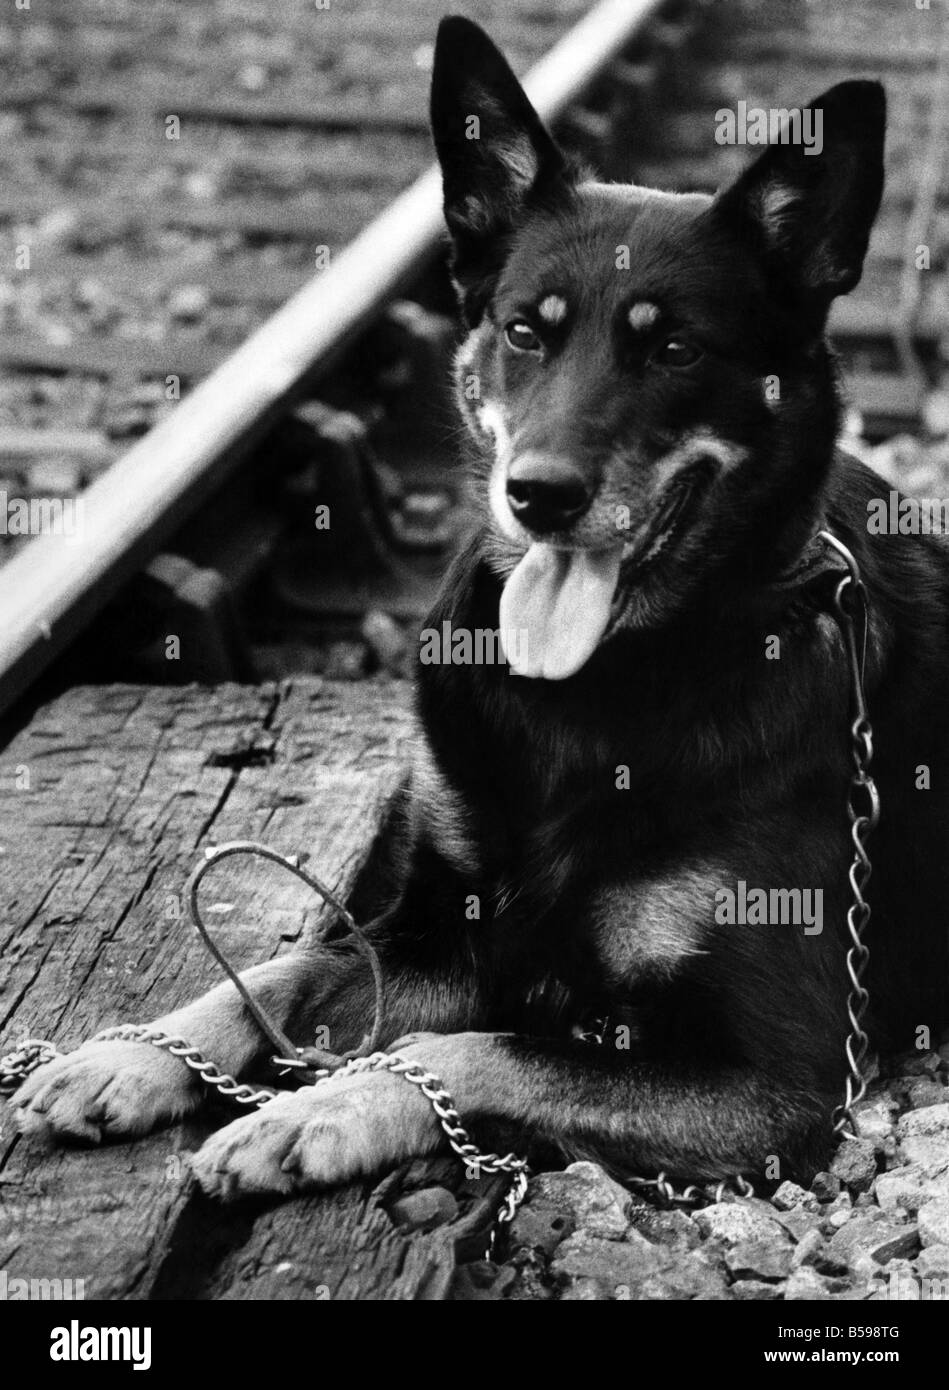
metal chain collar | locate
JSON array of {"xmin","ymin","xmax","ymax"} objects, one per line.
[{"xmin": 0, "ymin": 530, "xmax": 879, "ymax": 1219}]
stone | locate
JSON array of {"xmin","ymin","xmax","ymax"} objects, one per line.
[
  {"xmin": 551, "ymin": 1229, "xmax": 727, "ymax": 1300},
  {"xmin": 918, "ymin": 1199, "xmax": 949, "ymax": 1249},
  {"xmin": 559, "ymin": 1278, "xmax": 608, "ymax": 1301},
  {"xmin": 783, "ymin": 1268, "xmax": 836, "ymax": 1300},
  {"xmin": 825, "ymin": 1191, "xmax": 853, "ymax": 1214},
  {"xmin": 508, "ymin": 1200, "xmax": 575, "ymax": 1258},
  {"xmin": 731, "ymin": 1279, "xmax": 783, "ymax": 1300},
  {"xmin": 791, "ymin": 1229, "xmax": 825, "ymax": 1269},
  {"xmin": 388, "ymin": 1185, "xmax": 458, "ymax": 1232},
  {"xmin": 873, "ymin": 1165, "xmax": 949, "ymax": 1212},
  {"xmin": 629, "ymin": 1206, "xmax": 701, "ymax": 1253},
  {"xmin": 916, "ymin": 1244, "xmax": 949, "ymax": 1279},
  {"xmin": 25, "ymin": 456, "xmax": 83, "ymax": 494},
  {"xmin": 815, "ymin": 1251, "xmax": 851, "ymax": 1278},
  {"xmin": 896, "ymin": 1104, "xmax": 949, "ymax": 1175},
  {"xmin": 897, "ymin": 1101, "xmax": 949, "ymax": 1138},
  {"xmin": 693, "ymin": 1201, "xmax": 789, "ymax": 1247},
  {"xmin": 811, "ymin": 1172, "xmax": 841, "ymax": 1202},
  {"xmin": 505, "ymin": 1249, "xmax": 554, "ymax": 1302},
  {"xmin": 827, "ymin": 1212, "xmax": 919, "ymax": 1267},
  {"xmin": 830, "ymin": 1137, "xmax": 878, "ymax": 1192},
  {"xmin": 899, "ymin": 1050, "xmax": 944, "ymax": 1078},
  {"xmin": 551, "ymin": 1228, "xmax": 664, "ymax": 1295},
  {"xmin": 772, "ymin": 1181, "xmax": 819, "ymax": 1212},
  {"xmin": 773, "ymin": 1207, "xmax": 824, "ymax": 1243},
  {"xmin": 527, "ymin": 1163, "xmax": 633, "ymax": 1240},
  {"xmin": 905, "ymin": 1078, "xmax": 948, "ymax": 1111},
  {"xmin": 623, "ymin": 1251, "xmax": 730, "ymax": 1302},
  {"xmin": 851, "ymin": 1098, "xmax": 898, "ymax": 1158},
  {"xmin": 167, "ymin": 284, "xmax": 210, "ymax": 323},
  {"xmin": 867, "ymin": 1226, "xmax": 921, "ymax": 1265},
  {"xmin": 725, "ymin": 1240, "xmax": 793, "ymax": 1281},
  {"xmin": 849, "ymin": 1251, "xmax": 883, "ymax": 1286}
]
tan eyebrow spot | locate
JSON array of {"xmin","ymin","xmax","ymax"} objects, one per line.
[
  {"xmin": 627, "ymin": 301, "xmax": 660, "ymax": 332},
  {"xmin": 537, "ymin": 294, "xmax": 568, "ymax": 325}
]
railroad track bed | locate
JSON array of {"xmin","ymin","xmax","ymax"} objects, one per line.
[
  {"xmin": 2, "ymin": 0, "xmax": 949, "ymax": 1305},
  {"xmin": 0, "ymin": 0, "xmax": 947, "ymax": 665},
  {"xmin": 0, "ymin": 0, "xmax": 586, "ymax": 440}
]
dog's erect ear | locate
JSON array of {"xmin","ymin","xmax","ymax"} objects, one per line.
[
  {"xmin": 712, "ymin": 81, "xmax": 885, "ymax": 313},
  {"xmin": 431, "ymin": 16, "xmax": 569, "ymax": 321}
]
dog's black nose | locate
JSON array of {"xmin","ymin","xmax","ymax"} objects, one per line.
[{"xmin": 506, "ymin": 455, "xmax": 593, "ymax": 533}]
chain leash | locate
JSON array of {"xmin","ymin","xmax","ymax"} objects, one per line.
[
  {"xmin": 1, "ymin": 847, "xmax": 529, "ymax": 1225},
  {"xmin": 820, "ymin": 530, "xmax": 881, "ymax": 1140},
  {"xmin": 0, "ymin": 1039, "xmax": 59, "ymax": 1094},
  {"xmin": 0, "ymin": 531, "xmax": 879, "ymax": 1219},
  {"xmin": 625, "ymin": 530, "xmax": 880, "ymax": 1203},
  {"xmin": 320, "ymin": 1051, "xmax": 529, "ymax": 1222},
  {"xmin": 0, "ymin": 1029, "xmax": 528, "ymax": 1224}
]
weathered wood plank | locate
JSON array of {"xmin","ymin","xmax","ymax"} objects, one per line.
[
  {"xmin": 150, "ymin": 1158, "xmax": 505, "ymax": 1301},
  {"xmin": 0, "ymin": 677, "xmax": 480, "ymax": 1300}
]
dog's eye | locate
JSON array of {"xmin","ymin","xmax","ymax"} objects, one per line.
[
  {"xmin": 651, "ymin": 338, "xmax": 702, "ymax": 368},
  {"xmin": 505, "ymin": 320, "xmax": 541, "ymax": 353}
]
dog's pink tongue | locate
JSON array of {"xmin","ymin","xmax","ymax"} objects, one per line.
[{"xmin": 500, "ymin": 544, "xmax": 622, "ymax": 679}]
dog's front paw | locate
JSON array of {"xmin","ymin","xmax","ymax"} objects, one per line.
[
  {"xmin": 10, "ymin": 1040, "xmax": 200, "ymax": 1144},
  {"xmin": 191, "ymin": 1069, "xmax": 440, "ymax": 1200}
]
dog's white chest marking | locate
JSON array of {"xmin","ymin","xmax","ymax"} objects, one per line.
[{"xmin": 591, "ymin": 867, "xmax": 713, "ymax": 983}]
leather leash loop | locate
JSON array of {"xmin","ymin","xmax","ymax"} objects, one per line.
[{"xmin": 186, "ymin": 841, "xmax": 386, "ymax": 1075}]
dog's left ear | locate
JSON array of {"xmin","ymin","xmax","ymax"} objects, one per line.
[
  {"xmin": 712, "ymin": 81, "xmax": 885, "ymax": 312},
  {"xmin": 430, "ymin": 16, "xmax": 570, "ymax": 322}
]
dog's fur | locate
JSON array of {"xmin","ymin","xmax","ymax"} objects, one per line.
[{"xmin": 13, "ymin": 18, "xmax": 949, "ymax": 1197}]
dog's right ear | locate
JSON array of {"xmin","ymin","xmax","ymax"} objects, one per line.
[
  {"xmin": 431, "ymin": 16, "xmax": 568, "ymax": 322},
  {"xmin": 711, "ymin": 80, "xmax": 885, "ymax": 318}
]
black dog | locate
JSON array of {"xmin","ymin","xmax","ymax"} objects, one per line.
[{"xmin": 14, "ymin": 18, "xmax": 949, "ymax": 1196}]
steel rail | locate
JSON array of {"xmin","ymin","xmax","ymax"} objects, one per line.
[{"xmin": 0, "ymin": 0, "xmax": 670, "ymax": 717}]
